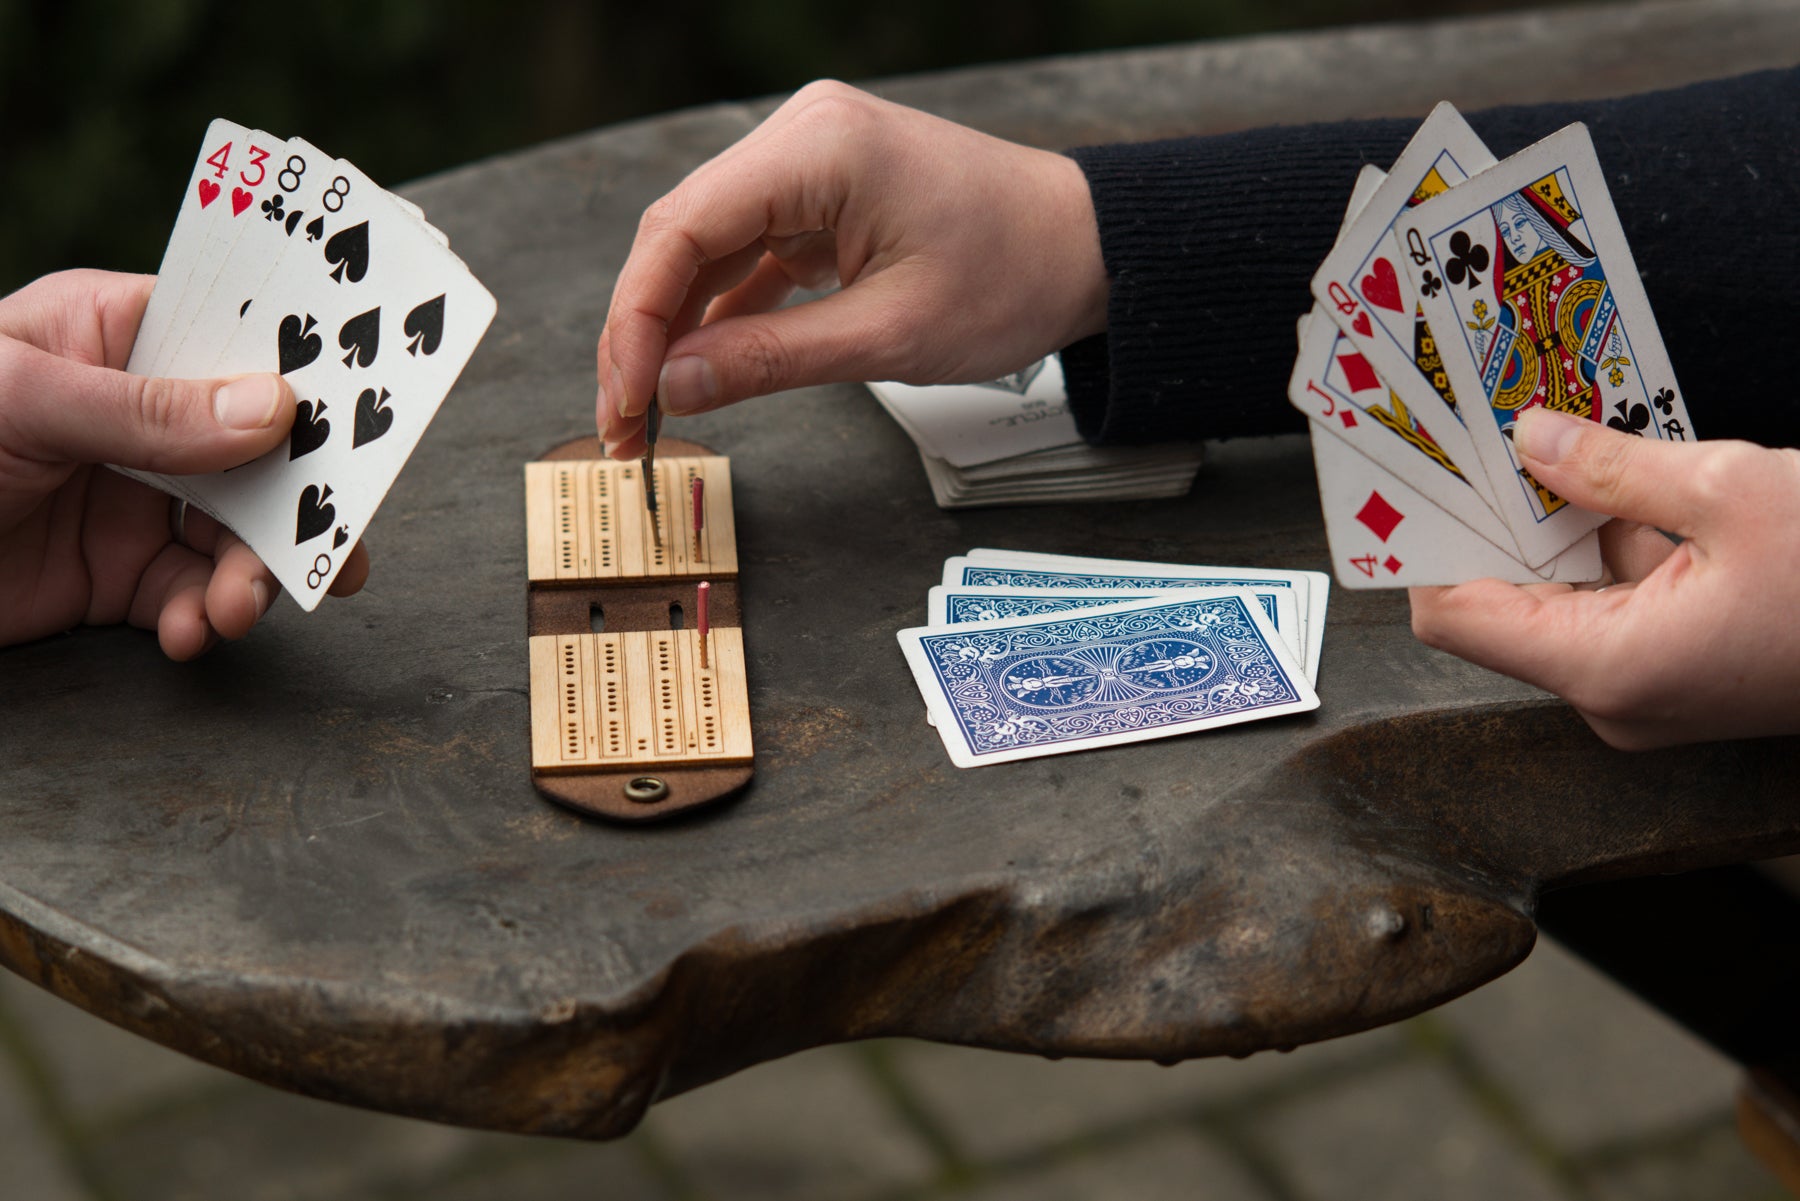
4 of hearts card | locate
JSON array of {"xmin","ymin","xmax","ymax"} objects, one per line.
[{"xmin": 120, "ymin": 119, "xmax": 495, "ymax": 609}]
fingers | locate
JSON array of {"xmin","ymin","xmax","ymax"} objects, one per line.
[
  {"xmin": 203, "ymin": 531, "xmax": 278, "ymax": 640},
  {"xmin": 128, "ymin": 542, "xmax": 218, "ymax": 661},
  {"xmin": 1511, "ymin": 408, "xmax": 1780, "ymax": 542},
  {"xmin": 327, "ymin": 541, "xmax": 370, "ymax": 597},
  {"xmin": 655, "ymin": 271, "xmax": 929, "ymax": 416},
  {"xmin": 0, "ymin": 335, "xmax": 295, "ymax": 474},
  {"xmin": 1408, "ymin": 579, "xmax": 1619, "ymax": 702},
  {"xmin": 1596, "ymin": 518, "xmax": 1678, "ymax": 583},
  {"xmin": 597, "ymin": 82, "xmax": 885, "ymax": 423}
]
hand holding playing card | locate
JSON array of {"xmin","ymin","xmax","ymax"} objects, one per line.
[
  {"xmin": 596, "ymin": 80, "xmax": 1107, "ymax": 458},
  {"xmin": 1409, "ymin": 408, "xmax": 1800, "ymax": 749},
  {"xmin": 0, "ymin": 270, "xmax": 368, "ymax": 659}
]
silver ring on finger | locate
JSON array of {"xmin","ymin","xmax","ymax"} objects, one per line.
[{"xmin": 168, "ymin": 496, "xmax": 193, "ymax": 550}]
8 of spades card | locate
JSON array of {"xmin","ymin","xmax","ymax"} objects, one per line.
[{"xmin": 120, "ymin": 121, "xmax": 495, "ymax": 610}]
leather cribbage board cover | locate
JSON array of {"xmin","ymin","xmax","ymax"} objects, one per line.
[{"xmin": 525, "ymin": 436, "xmax": 752, "ymax": 822}]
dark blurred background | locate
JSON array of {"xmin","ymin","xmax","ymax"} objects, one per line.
[{"xmin": 1, "ymin": 0, "xmax": 1596, "ymax": 294}]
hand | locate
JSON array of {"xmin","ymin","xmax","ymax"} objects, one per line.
[
  {"xmin": 0, "ymin": 269, "xmax": 370, "ymax": 660},
  {"xmin": 1409, "ymin": 406, "xmax": 1800, "ymax": 749},
  {"xmin": 595, "ymin": 80, "xmax": 1109, "ymax": 457}
]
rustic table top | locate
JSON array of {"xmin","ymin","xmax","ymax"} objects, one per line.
[{"xmin": 4, "ymin": 0, "xmax": 1798, "ymax": 1139}]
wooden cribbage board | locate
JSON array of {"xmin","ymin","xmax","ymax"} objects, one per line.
[{"xmin": 525, "ymin": 436, "xmax": 752, "ymax": 822}]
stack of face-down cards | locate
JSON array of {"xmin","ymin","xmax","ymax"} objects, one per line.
[
  {"xmin": 897, "ymin": 549, "xmax": 1325, "ymax": 768},
  {"xmin": 116, "ymin": 119, "xmax": 496, "ymax": 609},
  {"xmin": 866, "ymin": 356, "xmax": 1205, "ymax": 508},
  {"xmin": 1291, "ymin": 103, "xmax": 1695, "ymax": 588}
]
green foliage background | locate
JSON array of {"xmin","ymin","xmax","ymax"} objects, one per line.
[{"xmin": 1, "ymin": 0, "xmax": 1581, "ymax": 294}]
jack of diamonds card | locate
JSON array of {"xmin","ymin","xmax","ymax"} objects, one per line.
[
  {"xmin": 1395, "ymin": 123, "xmax": 1695, "ymax": 555},
  {"xmin": 1289, "ymin": 305, "xmax": 1522, "ymax": 559}
]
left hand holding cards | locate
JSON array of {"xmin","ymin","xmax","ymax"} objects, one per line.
[
  {"xmin": 1410, "ymin": 407, "xmax": 1800, "ymax": 750},
  {"xmin": 0, "ymin": 269, "xmax": 368, "ymax": 660}
]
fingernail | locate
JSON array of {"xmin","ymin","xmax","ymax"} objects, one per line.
[
  {"xmin": 251, "ymin": 580, "xmax": 271, "ymax": 619},
  {"xmin": 609, "ymin": 364, "xmax": 629, "ymax": 418},
  {"xmin": 1513, "ymin": 406, "xmax": 1584, "ymax": 464},
  {"xmin": 660, "ymin": 356, "xmax": 717, "ymax": 415},
  {"xmin": 214, "ymin": 375, "xmax": 282, "ymax": 430},
  {"xmin": 596, "ymin": 375, "xmax": 614, "ymax": 428}
]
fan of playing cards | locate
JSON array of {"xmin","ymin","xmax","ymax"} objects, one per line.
[
  {"xmin": 117, "ymin": 119, "xmax": 496, "ymax": 609},
  {"xmin": 898, "ymin": 549, "xmax": 1325, "ymax": 768},
  {"xmin": 1291, "ymin": 103, "xmax": 1694, "ymax": 588},
  {"xmin": 867, "ymin": 357, "xmax": 1205, "ymax": 508}
]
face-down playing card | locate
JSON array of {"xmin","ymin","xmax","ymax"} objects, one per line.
[
  {"xmin": 927, "ymin": 584, "xmax": 1306, "ymax": 681},
  {"xmin": 945, "ymin": 549, "xmax": 1329, "ymax": 687},
  {"xmin": 1393, "ymin": 122, "xmax": 1695, "ymax": 561},
  {"xmin": 898, "ymin": 591, "xmax": 1319, "ymax": 768}
]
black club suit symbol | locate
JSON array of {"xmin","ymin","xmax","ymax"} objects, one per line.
[
  {"xmin": 261, "ymin": 195, "xmax": 287, "ymax": 224},
  {"xmin": 1444, "ymin": 230, "xmax": 1490, "ymax": 289},
  {"xmin": 1419, "ymin": 268, "xmax": 1444, "ymax": 298}
]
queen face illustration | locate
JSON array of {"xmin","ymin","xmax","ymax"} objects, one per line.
[{"xmin": 1497, "ymin": 194, "xmax": 1547, "ymax": 263}]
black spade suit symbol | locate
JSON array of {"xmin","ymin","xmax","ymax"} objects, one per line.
[
  {"xmin": 403, "ymin": 294, "xmax": 445, "ymax": 356},
  {"xmin": 353, "ymin": 387, "xmax": 394, "ymax": 448},
  {"xmin": 333, "ymin": 525, "xmax": 350, "ymax": 550},
  {"xmin": 289, "ymin": 399, "xmax": 330, "ymax": 460},
  {"xmin": 339, "ymin": 306, "xmax": 380, "ymax": 368},
  {"xmin": 305, "ymin": 215, "xmax": 325, "ymax": 242},
  {"xmin": 296, "ymin": 484, "xmax": 335, "ymax": 545},
  {"xmin": 277, "ymin": 314, "xmax": 322, "ymax": 374},
  {"xmin": 324, "ymin": 221, "xmax": 370, "ymax": 284}
]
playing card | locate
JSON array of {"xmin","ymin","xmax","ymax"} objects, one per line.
[
  {"xmin": 898, "ymin": 591, "xmax": 1319, "ymax": 768},
  {"xmin": 1290, "ymin": 302, "xmax": 1522, "ymax": 559},
  {"xmin": 121, "ymin": 121, "xmax": 496, "ymax": 611},
  {"xmin": 1394, "ymin": 122, "xmax": 1695, "ymax": 560},
  {"xmin": 1310, "ymin": 102, "xmax": 1501, "ymax": 517},
  {"xmin": 1310, "ymin": 418, "xmax": 1601, "ymax": 588},
  {"xmin": 926, "ymin": 583, "xmax": 1306, "ymax": 676},
  {"xmin": 866, "ymin": 357, "xmax": 1076, "ymax": 467},
  {"xmin": 949, "ymin": 548, "xmax": 1330, "ymax": 684},
  {"xmin": 191, "ymin": 202, "xmax": 491, "ymax": 606},
  {"xmin": 150, "ymin": 127, "xmax": 292, "ymax": 379},
  {"xmin": 130, "ymin": 118, "xmax": 258, "ymax": 376}
]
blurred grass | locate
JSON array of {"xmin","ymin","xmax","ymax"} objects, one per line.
[{"xmin": 0, "ymin": 0, "xmax": 1593, "ymax": 293}]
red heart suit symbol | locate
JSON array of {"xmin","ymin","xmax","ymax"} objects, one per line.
[
  {"xmin": 1352, "ymin": 310, "xmax": 1372, "ymax": 337},
  {"xmin": 1360, "ymin": 258, "xmax": 1404, "ymax": 312},
  {"xmin": 231, "ymin": 187, "xmax": 253, "ymax": 216},
  {"xmin": 197, "ymin": 179, "xmax": 220, "ymax": 209}
]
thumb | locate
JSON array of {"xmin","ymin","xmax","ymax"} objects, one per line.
[
  {"xmin": 1511, "ymin": 406, "xmax": 1711, "ymax": 537},
  {"xmin": 0, "ymin": 337, "xmax": 294, "ymax": 474}
]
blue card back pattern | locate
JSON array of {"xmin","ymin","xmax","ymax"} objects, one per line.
[
  {"xmin": 914, "ymin": 595, "xmax": 1308, "ymax": 761},
  {"xmin": 943, "ymin": 589, "xmax": 1280, "ymax": 628}
]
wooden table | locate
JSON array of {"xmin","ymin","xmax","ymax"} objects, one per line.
[{"xmin": 4, "ymin": 0, "xmax": 1798, "ymax": 1139}]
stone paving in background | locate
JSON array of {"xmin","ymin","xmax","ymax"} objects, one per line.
[{"xmin": 0, "ymin": 937, "xmax": 1783, "ymax": 1201}]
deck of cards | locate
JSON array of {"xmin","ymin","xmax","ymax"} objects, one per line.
[
  {"xmin": 898, "ymin": 549, "xmax": 1325, "ymax": 768},
  {"xmin": 1292, "ymin": 103, "xmax": 1694, "ymax": 588},
  {"xmin": 867, "ymin": 357, "xmax": 1205, "ymax": 508},
  {"xmin": 118, "ymin": 119, "xmax": 496, "ymax": 609}
]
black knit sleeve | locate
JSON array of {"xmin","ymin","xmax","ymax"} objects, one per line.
[{"xmin": 1063, "ymin": 65, "xmax": 1800, "ymax": 449}]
